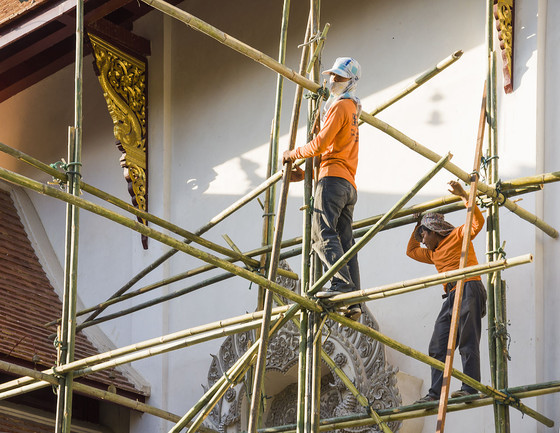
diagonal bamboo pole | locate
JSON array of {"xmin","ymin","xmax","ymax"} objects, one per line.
[
  {"xmin": 359, "ymin": 112, "xmax": 559, "ymax": 239},
  {"xmin": 328, "ymin": 314, "xmax": 554, "ymax": 427},
  {"xmin": 436, "ymin": 81, "xmax": 487, "ymax": 433},
  {"xmin": 307, "ymin": 153, "xmax": 452, "ymax": 296},
  {"xmin": 358, "ymin": 50, "xmax": 463, "ymax": 123},
  {"xmin": 170, "ymin": 305, "xmax": 300, "ymax": 433},
  {"xmin": 327, "ymin": 314, "xmax": 554, "ymax": 427},
  {"xmin": 0, "ymin": 166, "xmax": 320, "ymax": 311}
]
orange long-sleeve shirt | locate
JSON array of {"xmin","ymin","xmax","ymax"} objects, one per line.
[
  {"xmin": 291, "ymin": 98, "xmax": 359, "ymax": 189},
  {"xmin": 406, "ymin": 204, "xmax": 485, "ymax": 291}
]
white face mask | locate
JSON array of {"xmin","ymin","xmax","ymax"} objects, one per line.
[{"xmin": 329, "ymin": 77, "xmax": 348, "ymax": 96}]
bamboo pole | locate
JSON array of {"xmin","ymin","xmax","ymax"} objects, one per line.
[
  {"xmin": 358, "ymin": 112, "xmax": 559, "ymax": 239},
  {"xmin": 308, "ymin": 153, "xmax": 452, "ymax": 296},
  {"xmin": 358, "ymin": 50, "xmax": 463, "ymax": 123},
  {"xmin": 56, "ymin": 0, "xmax": 84, "ymax": 428},
  {"xmin": 247, "ymin": 10, "xmax": 313, "ymax": 429},
  {"xmin": 497, "ymin": 171, "xmax": 560, "ymax": 189},
  {"xmin": 256, "ymin": 381, "xmax": 560, "ymax": 433},
  {"xmin": 259, "ymin": 0, "xmax": 291, "ymax": 312},
  {"xmin": 436, "ymin": 81, "xmax": 487, "ymax": 433},
  {"xmin": 326, "ymin": 254, "xmax": 532, "ymax": 306},
  {"xmin": 488, "ymin": 30, "xmax": 510, "ymax": 431}
]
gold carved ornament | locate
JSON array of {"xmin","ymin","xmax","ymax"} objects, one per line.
[
  {"xmin": 494, "ymin": 0, "xmax": 514, "ymax": 93},
  {"xmin": 89, "ymin": 33, "xmax": 149, "ymax": 248}
]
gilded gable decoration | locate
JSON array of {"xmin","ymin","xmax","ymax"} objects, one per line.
[
  {"xmin": 88, "ymin": 33, "xmax": 149, "ymax": 248},
  {"xmin": 494, "ymin": 0, "xmax": 514, "ymax": 93}
]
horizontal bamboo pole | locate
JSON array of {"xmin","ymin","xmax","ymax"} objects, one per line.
[
  {"xmin": 496, "ymin": 171, "xmax": 560, "ymax": 190},
  {"xmin": 359, "ymin": 50, "xmax": 463, "ymax": 122},
  {"xmin": 0, "ymin": 307, "xmax": 291, "ymax": 395},
  {"xmin": 327, "ymin": 254, "xmax": 532, "ymax": 305},
  {"xmin": 257, "ymin": 381, "xmax": 560, "ymax": 433},
  {"xmin": 359, "ymin": 113, "xmax": 559, "ymax": 239},
  {"xmin": 327, "ymin": 314, "xmax": 554, "ymax": 427},
  {"xmin": 308, "ymin": 153, "xmax": 451, "ymax": 295}
]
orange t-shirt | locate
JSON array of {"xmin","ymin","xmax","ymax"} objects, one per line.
[
  {"xmin": 291, "ymin": 98, "xmax": 359, "ymax": 189},
  {"xmin": 406, "ymin": 204, "xmax": 485, "ymax": 291}
]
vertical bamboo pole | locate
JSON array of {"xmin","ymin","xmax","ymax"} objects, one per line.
[
  {"xmin": 308, "ymin": 3, "xmax": 322, "ymax": 431},
  {"xmin": 435, "ymin": 82, "xmax": 487, "ymax": 433},
  {"xmin": 55, "ymin": 0, "xmax": 83, "ymax": 430},
  {"xmin": 259, "ymin": 0, "xmax": 291, "ymax": 310},
  {"xmin": 247, "ymin": 10, "xmax": 314, "ymax": 431},
  {"xmin": 487, "ymin": 10, "xmax": 510, "ymax": 428}
]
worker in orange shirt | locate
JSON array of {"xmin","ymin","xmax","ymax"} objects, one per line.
[
  {"xmin": 407, "ymin": 180, "xmax": 487, "ymax": 403},
  {"xmin": 283, "ymin": 57, "xmax": 362, "ymax": 320}
]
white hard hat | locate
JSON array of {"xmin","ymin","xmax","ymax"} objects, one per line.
[{"xmin": 322, "ymin": 57, "xmax": 361, "ymax": 80}]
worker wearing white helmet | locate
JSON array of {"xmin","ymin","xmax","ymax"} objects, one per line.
[{"xmin": 283, "ymin": 57, "xmax": 362, "ymax": 320}]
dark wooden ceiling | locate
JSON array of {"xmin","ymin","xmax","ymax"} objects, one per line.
[{"xmin": 0, "ymin": 0, "xmax": 156, "ymax": 103}]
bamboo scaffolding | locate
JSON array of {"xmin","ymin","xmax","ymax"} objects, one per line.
[
  {"xmin": 326, "ymin": 314, "xmax": 554, "ymax": 427},
  {"xmin": 358, "ymin": 49, "xmax": 463, "ymax": 123},
  {"xmin": 56, "ymin": 186, "xmax": 534, "ymax": 335},
  {"xmin": 436, "ymin": 81, "xmax": 487, "ymax": 433},
  {"xmin": 358, "ymin": 111, "xmax": 559, "ymax": 239},
  {"xmin": 308, "ymin": 153, "xmax": 452, "ymax": 296},
  {"xmin": 257, "ymin": 381, "xmax": 560, "ymax": 433},
  {"xmin": 42, "ymin": 182, "xmax": 534, "ymax": 332}
]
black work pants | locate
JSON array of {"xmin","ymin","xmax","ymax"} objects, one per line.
[{"xmin": 428, "ymin": 280, "xmax": 487, "ymax": 397}]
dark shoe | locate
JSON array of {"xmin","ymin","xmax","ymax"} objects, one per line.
[
  {"xmin": 315, "ymin": 288, "xmax": 346, "ymax": 298},
  {"xmin": 344, "ymin": 304, "xmax": 362, "ymax": 321},
  {"xmin": 451, "ymin": 389, "xmax": 478, "ymax": 398},
  {"xmin": 315, "ymin": 284, "xmax": 353, "ymax": 298},
  {"xmin": 414, "ymin": 394, "xmax": 438, "ymax": 404}
]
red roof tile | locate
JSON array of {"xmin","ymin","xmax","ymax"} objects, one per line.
[{"xmin": 0, "ymin": 188, "xmax": 146, "ymax": 398}]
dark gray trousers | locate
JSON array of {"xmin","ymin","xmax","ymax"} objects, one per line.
[
  {"xmin": 311, "ymin": 176, "xmax": 360, "ymax": 291},
  {"xmin": 428, "ymin": 280, "xmax": 487, "ymax": 397}
]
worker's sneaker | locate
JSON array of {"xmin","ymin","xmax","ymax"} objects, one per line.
[
  {"xmin": 344, "ymin": 304, "xmax": 362, "ymax": 321},
  {"xmin": 414, "ymin": 394, "xmax": 438, "ymax": 404},
  {"xmin": 451, "ymin": 389, "xmax": 478, "ymax": 398}
]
